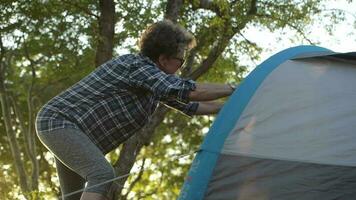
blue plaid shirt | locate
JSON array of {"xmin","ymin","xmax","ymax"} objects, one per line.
[{"xmin": 35, "ymin": 54, "xmax": 198, "ymax": 153}]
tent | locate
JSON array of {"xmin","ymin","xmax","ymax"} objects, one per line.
[{"xmin": 178, "ymin": 45, "xmax": 356, "ymax": 200}]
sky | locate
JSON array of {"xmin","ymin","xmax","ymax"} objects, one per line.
[
  {"xmin": 241, "ymin": 0, "xmax": 356, "ymax": 67},
  {"xmin": 115, "ymin": 0, "xmax": 356, "ymax": 74}
]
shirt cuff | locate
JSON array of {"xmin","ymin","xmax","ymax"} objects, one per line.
[
  {"xmin": 183, "ymin": 102, "xmax": 199, "ymax": 116},
  {"xmin": 178, "ymin": 79, "xmax": 196, "ymax": 103}
]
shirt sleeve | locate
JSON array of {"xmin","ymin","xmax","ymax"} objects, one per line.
[
  {"xmin": 128, "ymin": 63, "xmax": 196, "ymax": 103},
  {"xmin": 162, "ymin": 100, "xmax": 199, "ymax": 117}
]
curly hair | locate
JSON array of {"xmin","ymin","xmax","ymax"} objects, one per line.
[{"xmin": 139, "ymin": 20, "xmax": 196, "ymax": 62}]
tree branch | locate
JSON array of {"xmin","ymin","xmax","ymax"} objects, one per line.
[
  {"xmin": 189, "ymin": 0, "xmax": 222, "ymax": 16},
  {"xmin": 113, "ymin": 105, "xmax": 169, "ymax": 198},
  {"xmin": 0, "ymin": 35, "xmax": 5, "ymax": 76},
  {"xmin": 39, "ymin": 150, "xmax": 60, "ymax": 195},
  {"xmin": 188, "ymin": 20, "xmax": 239, "ymax": 79},
  {"xmin": 184, "ymin": 0, "xmax": 258, "ymax": 80},
  {"xmin": 137, "ymin": 189, "xmax": 158, "ymax": 200},
  {"xmin": 0, "ymin": 83, "xmax": 30, "ymax": 193},
  {"xmin": 165, "ymin": 0, "xmax": 183, "ymax": 23},
  {"xmin": 8, "ymin": 94, "xmax": 31, "ymax": 160},
  {"xmin": 95, "ymin": 0, "xmax": 116, "ymax": 67},
  {"xmin": 248, "ymin": 0, "xmax": 258, "ymax": 15},
  {"xmin": 62, "ymin": 0, "xmax": 100, "ymax": 19},
  {"xmin": 37, "ymin": 77, "xmax": 70, "ymax": 94},
  {"xmin": 256, "ymin": 13, "xmax": 315, "ymax": 45},
  {"xmin": 0, "ymin": 22, "xmax": 23, "ymax": 33},
  {"xmin": 321, "ymin": 8, "xmax": 356, "ymax": 19},
  {"xmin": 237, "ymin": 31, "xmax": 256, "ymax": 46},
  {"xmin": 22, "ymin": 40, "xmax": 40, "ymax": 190},
  {"xmin": 121, "ymin": 158, "xmax": 146, "ymax": 199},
  {"xmin": 112, "ymin": 3, "xmax": 252, "ymax": 197}
]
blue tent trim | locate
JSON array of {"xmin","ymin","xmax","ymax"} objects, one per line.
[{"xmin": 178, "ymin": 45, "xmax": 332, "ymax": 200}]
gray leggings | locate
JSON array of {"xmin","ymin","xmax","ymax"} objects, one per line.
[{"xmin": 37, "ymin": 128, "xmax": 115, "ymax": 200}]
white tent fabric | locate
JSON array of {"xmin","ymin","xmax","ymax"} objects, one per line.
[
  {"xmin": 223, "ymin": 57, "xmax": 356, "ymax": 166},
  {"xmin": 179, "ymin": 46, "xmax": 356, "ymax": 200}
]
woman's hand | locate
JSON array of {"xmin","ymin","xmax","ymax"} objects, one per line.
[{"xmin": 188, "ymin": 83, "xmax": 236, "ymax": 101}]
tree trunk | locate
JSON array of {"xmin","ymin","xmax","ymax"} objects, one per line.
[
  {"xmin": 113, "ymin": 106, "xmax": 169, "ymax": 198},
  {"xmin": 113, "ymin": 2, "xmax": 184, "ymax": 198},
  {"xmin": 112, "ymin": 1, "xmax": 254, "ymax": 198},
  {"xmin": 0, "ymin": 35, "xmax": 30, "ymax": 195},
  {"xmin": 27, "ymin": 75, "xmax": 40, "ymax": 190},
  {"xmin": 95, "ymin": 0, "xmax": 115, "ymax": 67},
  {"xmin": 0, "ymin": 84, "xmax": 30, "ymax": 194},
  {"xmin": 23, "ymin": 41, "xmax": 40, "ymax": 191},
  {"xmin": 164, "ymin": 0, "xmax": 183, "ymax": 23},
  {"xmin": 10, "ymin": 93, "xmax": 39, "ymax": 191},
  {"xmin": 189, "ymin": 27, "xmax": 236, "ymax": 79}
]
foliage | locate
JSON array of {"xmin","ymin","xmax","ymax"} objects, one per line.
[{"xmin": 0, "ymin": 0, "xmax": 353, "ymax": 199}]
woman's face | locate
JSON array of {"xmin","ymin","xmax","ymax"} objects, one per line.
[{"xmin": 156, "ymin": 54, "xmax": 185, "ymax": 74}]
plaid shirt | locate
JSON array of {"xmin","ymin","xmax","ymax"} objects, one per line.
[{"xmin": 35, "ymin": 53, "xmax": 198, "ymax": 154}]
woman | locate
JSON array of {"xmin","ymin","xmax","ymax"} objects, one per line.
[{"xmin": 36, "ymin": 20, "xmax": 235, "ymax": 200}]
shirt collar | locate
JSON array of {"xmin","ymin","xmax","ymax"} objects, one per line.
[{"xmin": 137, "ymin": 53, "xmax": 157, "ymax": 66}]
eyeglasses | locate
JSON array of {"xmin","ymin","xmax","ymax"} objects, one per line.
[{"xmin": 172, "ymin": 57, "xmax": 185, "ymax": 68}]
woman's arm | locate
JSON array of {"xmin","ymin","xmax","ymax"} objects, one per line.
[
  {"xmin": 194, "ymin": 101, "xmax": 224, "ymax": 115},
  {"xmin": 188, "ymin": 83, "xmax": 234, "ymax": 101}
]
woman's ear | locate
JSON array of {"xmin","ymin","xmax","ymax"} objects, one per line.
[{"xmin": 157, "ymin": 54, "xmax": 168, "ymax": 68}]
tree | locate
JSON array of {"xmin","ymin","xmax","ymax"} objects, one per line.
[
  {"xmin": 0, "ymin": 0, "xmax": 97, "ymax": 198},
  {"xmin": 0, "ymin": 0, "xmax": 352, "ymax": 199},
  {"xmin": 109, "ymin": 0, "xmax": 344, "ymax": 199}
]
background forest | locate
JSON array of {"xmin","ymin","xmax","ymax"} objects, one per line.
[{"xmin": 0, "ymin": 0, "xmax": 355, "ymax": 199}]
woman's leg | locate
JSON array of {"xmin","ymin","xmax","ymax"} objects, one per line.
[
  {"xmin": 55, "ymin": 158, "xmax": 85, "ymax": 200},
  {"xmin": 37, "ymin": 128, "xmax": 115, "ymax": 200}
]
